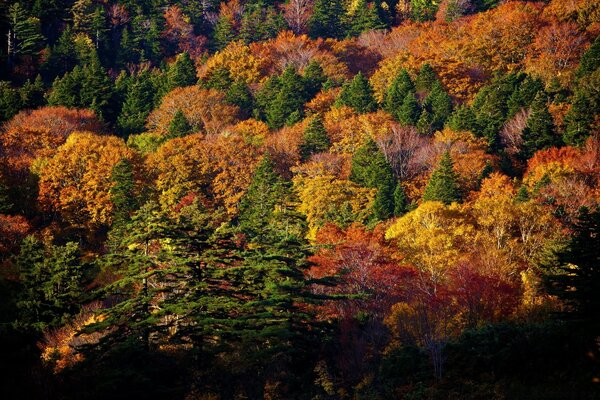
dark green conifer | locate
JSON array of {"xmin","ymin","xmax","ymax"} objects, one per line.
[
  {"xmin": 384, "ymin": 69, "xmax": 415, "ymax": 119},
  {"xmin": 300, "ymin": 115, "xmax": 330, "ymax": 160},
  {"xmin": 309, "ymin": 0, "xmax": 346, "ymax": 39},
  {"xmin": 520, "ymin": 93, "xmax": 558, "ymax": 160},
  {"xmin": 167, "ymin": 109, "xmax": 193, "ymax": 138},
  {"xmin": 422, "ymin": 151, "xmax": 461, "ymax": 204},
  {"xmin": 167, "ymin": 52, "xmax": 197, "ymax": 90},
  {"xmin": 336, "ymin": 72, "xmax": 377, "ymax": 114},
  {"xmin": 415, "ymin": 63, "xmax": 437, "ymax": 93}
]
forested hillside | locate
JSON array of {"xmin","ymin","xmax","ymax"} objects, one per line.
[{"xmin": 0, "ymin": 0, "xmax": 599, "ymax": 399}]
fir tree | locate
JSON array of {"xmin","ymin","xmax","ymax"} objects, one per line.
[
  {"xmin": 398, "ymin": 92, "xmax": 421, "ymax": 126},
  {"xmin": 422, "ymin": 151, "xmax": 461, "ymax": 204},
  {"xmin": 213, "ymin": 16, "xmax": 236, "ymax": 51},
  {"xmin": 426, "ymin": 81, "xmax": 453, "ymax": 131},
  {"xmin": 7, "ymin": 3, "xmax": 45, "ymax": 65},
  {"xmin": 14, "ymin": 237, "xmax": 84, "ymax": 332},
  {"xmin": 117, "ymin": 71, "xmax": 155, "ymax": 136},
  {"xmin": 416, "ymin": 108, "xmax": 433, "ymax": 135},
  {"xmin": 577, "ymin": 35, "xmax": 600, "ymax": 77},
  {"xmin": 350, "ymin": 138, "xmax": 396, "ymax": 220},
  {"xmin": 167, "ymin": 52, "xmax": 197, "ymax": 90},
  {"xmin": 520, "ymin": 93, "xmax": 558, "ymax": 160},
  {"xmin": 384, "ymin": 69, "xmax": 415, "ymax": 120},
  {"xmin": 546, "ymin": 207, "xmax": 600, "ymax": 331},
  {"xmin": 309, "ymin": 0, "xmax": 346, "ymax": 39},
  {"xmin": 19, "ymin": 75, "xmax": 45, "ymax": 110},
  {"xmin": 303, "ymin": 61, "xmax": 327, "ymax": 99},
  {"xmin": 0, "ymin": 82, "xmax": 23, "ymax": 122},
  {"xmin": 348, "ymin": 0, "xmax": 386, "ymax": 37},
  {"xmin": 563, "ymin": 91, "xmax": 594, "ymax": 147},
  {"xmin": 299, "ymin": 115, "xmax": 330, "ymax": 160},
  {"xmin": 336, "ymin": 72, "xmax": 377, "ymax": 114},
  {"xmin": 167, "ymin": 109, "xmax": 193, "ymax": 138},
  {"xmin": 266, "ymin": 67, "xmax": 307, "ymax": 129},
  {"xmin": 109, "ymin": 158, "xmax": 139, "ymax": 228},
  {"xmin": 446, "ymin": 104, "xmax": 477, "ymax": 132},
  {"xmin": 415, "ymin": 63, "xmax": 437, "ymax": 93},
  {"xmin": 393, "ymin": 182, "xmax": 409, "ymax": 216},
  {"xmin": 226, "ymin": 81, "xmax": 254, "ymax": 118}
]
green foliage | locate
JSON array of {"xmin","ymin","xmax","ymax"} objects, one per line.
[
  {"xmin": 266, "ymin": 67, "xmax": 307, "ymax": 129},
  {"xmin": 167, "ymin": 109, "xmax": 193, "ymax": 138},
  {"xmin": 167, "ymin": 52, "xmax": 197, "ymax": 90},
  {"xmin": 347, "ymin": 0, "xmax": 386, "ymax": 37},
  {"xmin": 110, "ymin": 158, "xmax": 139, "ymax": 229},
  {"xmin": 519, "ymin": 93, "xmax": 558, "ymax": 160},
  {"xmin": 240, "ymin": 6, "xmax": 287, "ymax": 44},
  {"xmin": 384, "ymin": 69, "xmax": 415, "ymax": 120},
  {"xmin": 394, "ymin": 183, "xmax": 409, "ymax": 216},
  {"xmin": 577, "ymin": 35, "xmax": 600, "ymax": 77},
  {"xmin": 7, "ymin": 3, "xmax": 45, "ymax": 61},
  {"xmin": 351, "ymin": 138, "xmax": 396, "ymax": 220},
  {"xmin": 397, "ymin": 92, "xmax": 420, "ymax": 127},
  {"xmin": 48, "ymin": 56, "xmax": 116, "ymax": 122},
  {"xmin": 303, "ymin": 61, "xmax": 327, "ymax": 99},
  {"xmin": 416, "ymin": 108, "xmax": 433, "ymax": 135},
  {"xmin": 422, "ymin": 151, "xmax": 461, "ymax": 204},
  {"xmin": 446, "ymin": 104, "xmax": 477, "ymax": 132},
  {"xmin": 563, "ymin": 90, "xmax": 594, "ymax": 147},
  {"xmin": 415, "ymin": 63, "xmax": 437, "ymax": 93},
  {"xmin": 546, "ymin": 207, "xmax": 600, "ymax": 330},
  {"xmin": 0, "ymin": 82, "xmax": 23, "ymax": 122},
  {"xmin": 309, "ymin": 0, "xmax": 346, "ymax": 39},
  {"xmin": 336, "ymin": 72, "xmax": 377, "ymax": 113},
  {"xmin": 299, "ymin": 115, "xmax": 330, "ymax": 160},
  {"xmin": 213, "ymin": 16, "xmax": 237, "ymax": 51},
  {"xmin": 14, "ymin": 237, "xmax": 84, "ymax": 332},
  {"xmin": 117, "ymin": 71, "xmax": 156, "ymax": 136},
  {"xmin": 410, "ymin": 0, "xmax": 440, "ymax": 22},
  {"xmin": 425, "ymin": 81, "xmax": 453, "ymax": 131}
]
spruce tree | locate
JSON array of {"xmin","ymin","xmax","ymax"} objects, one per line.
[
  {"xmin": 7, "ymin": 3, "xmax": 45, "ymax": 66},
  {"xmin": 167, "ymin": 109, "xmax": 193, "ymax": 138},
  {"xmin": 446, "ymin": 104, "xmax": 477, "ymax": 132},
  {"xmin": 213, "ymin": 16, "xmax": 236, "ymax": 50},
  {"xmin": 109, "ymin": 158, "xmax": 139, "ymax": 228},
  {"xmin": 426, "ymin": 81, "xmax": 453, "ymax": 131},
  {"xmin": 385, "ymin": 69, "xmax": 415, "ymax": 119},
  {"xmin": 309, "ymin": 0, "xmax": 346, "ymax": 39},
  {"xmin": 393, "ymin": 183, "xmax": 409, "ymax": 216},
  {"xmin": 415, "ymin": 63, "xmax": 437, "ymax": 93},
  {"xmin": 167, "ymin": 52, "xmax": 197, "ymax": 90},
  {"xmin": 266, "ymin": 67, "xmax": 307, "ymax": 129},
  {"xmin": 226, "ymin": 81, "xmax": 254, "ymax": 118},
  {"xmin": 14, "ymin": 237, "xmax": 84, "ymax": 332},
  {"xmin": 546, "ymin": 207, "xmax": 600, "ymax": 332},
  {"xmin": 563, "ymin": 91, "xmax": 594, "ymax": 146},
  {"xmin": 416, "ymin": 108, "xmax": 433, "ymax": 135},
  {"xmin": 303, "ymin": 61, "xmax": 327, "ymax": 99},
  {"xmin": 299, "ymin": 115, "xmax": 330, "ymax": 160},
  {"xmin": 577, "ymin": 35, "xmax": 600, "ymax": 77},
  {"xmin": 348, "ymin": 0, "xmax": 385, "ymax": 37},
  {"xmin": 336, "ymin": 72, "xmax": 377, "ymax": 114},
  {"xmin": 0, "ymin": 82, "xmax": 23, "ymax": 122},
  {"xmin": 398, "ymin": 92, "xmax": 421, "ymax": 126},
  {"xmin": 422, "ymin": 151, "xmax": 461, "ymax": 204},
  {"xmin": 520, "ymin": 93, "xmax": 558, "ymax": 160},
  {"xmin": 19, "ymin": 75, "xmax": 45, "ymax": 110},
  {"xmin": 350, "ymin": 138, "xmax": 396, "ymax": 220},
  {"xmin": 117, "ymin": 71, "xmax": 155, "ymax": 136}
]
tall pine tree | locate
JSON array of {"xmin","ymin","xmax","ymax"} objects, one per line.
[{"xmin": 422, "ymin": 151, "xmax": 461, "ymax": 204}]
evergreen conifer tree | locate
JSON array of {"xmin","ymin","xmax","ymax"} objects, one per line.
[
  {"xmin": 393, "ymin": 183, "xmax": 409, "ymax": 216},
  {"xmin": 336, "ymin": 72, "xmax": 377, "ymax": 114},
  {"xmin": 167, "ymin": 109, "xmax": 193, "ymax": 138},
  {"xmin": 266, "ymin": 67, "xmax": 307, "ymax": 129},
  {"xmin": 167, "ymin": 52, "xmax": 197, "ymax": 90},
  {"xmin": 446, "ymin": 104, "xmax": 477, "ymax": 132},
  {"xmin": 577, "ymin": 35, "xmax": 600, "ymax": 77},
  {"xmin": 563, "ymin": 91, "xmax": 594, "ymax": 146},
  {"xmin": 426, "ymin": 81, "xmax": 453, "ymax": 131},
  {"xmin": 384, "ymin": 69, "xmax": 415, "ymax": 119},
  {"xmin": 520, "ymin": 93, "xmax": 558, "ymax": 160},
  {"xmin": 398, "ymin": 92, "xmax": 421, "ymax": 126},
  {"xmin": 350, "ymin": 139, "xmax": 396, "ymax": 220},
  {"xmin": 422, "ymin": 151, "xmax": 461, "ymax": 204},
  {"xmin": 117, "ymin": 71, "xmax": 155, "ymax": 136},
  {"xmin": 309, "ymin": 0, "xmax": 346, "ymax": 39},
  {"xmin": 299, "ymin": 115, "xmax": 330, "ymax": 160},
  {"xmin": 303, "ymin": 61, "xmax": 327, "ymax": 99},
  {"xmin": 213, "ymin": 16, "xmax": 236, "ymax": 51},
  {"xmin": 415, "ymin": 63, "xmax": 437, "ymax": 93},
  {"xmin": 348, "ymin": 0, "xmax": 385, "ymax": 37}
]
